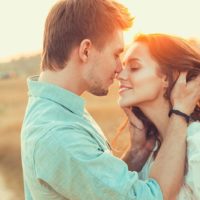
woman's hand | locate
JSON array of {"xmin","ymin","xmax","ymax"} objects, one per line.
[{"xmin": 171, "ymin": 72, "xmax": 200, "ymax": 115}]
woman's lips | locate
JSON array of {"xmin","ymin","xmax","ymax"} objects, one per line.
[{"xmin": 119, "ymin": 85, "xmax": 132, "ymax": 94}]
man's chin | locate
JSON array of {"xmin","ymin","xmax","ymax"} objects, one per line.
[{"xmin": 89, "ymin": 88, "xmax": 108, "ymax": 96}]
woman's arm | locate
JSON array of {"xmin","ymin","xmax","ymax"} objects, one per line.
[{"xmin": 150, "ymin": 73, "xmax": 200, "ymax": 200}]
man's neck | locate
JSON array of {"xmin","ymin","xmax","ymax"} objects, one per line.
[{"xmin": 39, "ymin": 67, "xmax": 87, "ymax": 96}]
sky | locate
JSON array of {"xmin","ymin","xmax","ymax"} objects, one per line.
[{"xmin": 0, "ymin": 0, "xmax": 200, "ymax": 62}]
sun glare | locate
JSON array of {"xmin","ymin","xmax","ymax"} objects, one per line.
[
  {"xmin": 120, "ymin": 0, "xmax": 200, "ymax": 45},
  {"xmin": 0, "ymin": 0, "xmax": 200, "ymax": 61}
]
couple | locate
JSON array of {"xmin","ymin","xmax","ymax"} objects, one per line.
[{"xmin": 21, "ymin": 0, "xmax": 200, "ymax": 199}]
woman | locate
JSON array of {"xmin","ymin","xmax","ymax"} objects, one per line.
[{"xmin": 117, "ymin": 33, "xmax": 200, "ymax": 199}]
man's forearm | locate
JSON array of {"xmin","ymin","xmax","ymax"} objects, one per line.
[
  {"xmin": 149, "ymin": 115, "xmax": 187, "ymax": 200},
  {"xmin": 122, "ymin": 147, "xmax": 151, "ymax": 171}
]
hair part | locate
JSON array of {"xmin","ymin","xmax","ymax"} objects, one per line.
[{"xmin": 41, "ymin": 0, "xmax": 133, "ymax": 71}]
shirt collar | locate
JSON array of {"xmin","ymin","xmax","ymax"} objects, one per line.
[{"xmin": 27, "ymin": 75, "xmax": 85, "ymax": 115}]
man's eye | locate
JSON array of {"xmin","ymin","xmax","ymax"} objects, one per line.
[{"xmin": 115, "ymin": 55, "xmax": 119, "ymax": 58}]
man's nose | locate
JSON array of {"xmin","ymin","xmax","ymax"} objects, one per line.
[
  {"xmin": 116, "ymin": 68, "xmax": 128, "ymax": 80},
  {"xmin": 115, "ymin": 60, "xmax": 123, "ymax": 74}
]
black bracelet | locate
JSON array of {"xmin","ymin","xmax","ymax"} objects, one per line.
[{"xmin": 168, "ymin": 109, "xmax": 190, "ymax": 123}]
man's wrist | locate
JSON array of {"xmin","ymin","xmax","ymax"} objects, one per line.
[
  {"xmin": 123, "ymin": 147, "xmax": 152, "ymax": 171},
  {"xmin": 128, "ymin": 145, "xmax": 152, "ymax": 156}
]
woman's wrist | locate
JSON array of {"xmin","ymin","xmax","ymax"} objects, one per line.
[
  {"xmin": 168, "ymin": 109, "xmax": 190, "ymax": 124},
  {"xmin": 172, "ymin": 105, "xmax": 192, "ymax": 116}
]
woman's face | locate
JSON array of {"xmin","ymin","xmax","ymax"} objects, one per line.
[{"xmin": 118, "ymin": 42, "xmax": 167, "ymax": 108}]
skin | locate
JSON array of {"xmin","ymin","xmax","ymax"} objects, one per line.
[
  {"xmin": 118, "ymin": 42, "xmax": 172, "ymax": 139},
  {"xmin": 82, "ymin": 30, "xmax": 124, "ymax": 96},
  {"xmin": 118, "ymin": 41, "xmax": 200, "ymax": 139},
  {"xmin": 39, "ymin": 30, "xmax": 124, "ymax": 96}
]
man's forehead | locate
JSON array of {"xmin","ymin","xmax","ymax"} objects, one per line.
[{"xmin": 111, "ymin": 30, "xmax": 124, "ymax": 49}]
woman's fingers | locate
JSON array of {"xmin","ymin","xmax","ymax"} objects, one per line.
[
  {"xmin": 176, "ymin": 71, "xmax": 187, "ymax": 84},
  {"xmin": 171, "ymin": 72, "xmax": 200, "ymax": 115}
]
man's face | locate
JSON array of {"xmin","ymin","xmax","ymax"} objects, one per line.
[{"xmin": 85, "ymin": 30, "xmax": 124, "ymax": 96}]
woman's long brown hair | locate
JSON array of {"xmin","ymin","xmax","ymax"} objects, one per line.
[
  {"xmin": 113, "ymin": 33, "xmax": 200, "ymax": 150},
  {"xmin": 135, "ymin": 33, "xmax": 200, "ymax": 121}
]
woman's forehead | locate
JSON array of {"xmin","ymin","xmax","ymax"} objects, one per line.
[{"xmin": 123, "ymin": 42, "xmax": 150, "ymax": 64}]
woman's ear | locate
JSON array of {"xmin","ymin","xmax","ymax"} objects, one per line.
[
  {"xmin": 78, "ymin": 39, "xmax": 92, "ymax": 62},
  {"xmin": 162, "ymin": 75, "xmax": 169, "ymax": 88}
]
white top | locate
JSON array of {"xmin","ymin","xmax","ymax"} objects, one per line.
[{"xmin": 138, "ymin": 122, "xmax": 200, "ymax": 200}]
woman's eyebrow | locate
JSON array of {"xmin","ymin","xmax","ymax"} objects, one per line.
[{"xmin": 123, "ymin": 57, "xmax": 140, "ymax": 66}]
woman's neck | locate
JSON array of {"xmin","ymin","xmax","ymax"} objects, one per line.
[{"xmin": 139, "ymin": 98, "xmax": 170, "ymax": 141}]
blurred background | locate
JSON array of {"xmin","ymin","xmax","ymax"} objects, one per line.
[{"xmin": 0, "ymin": 0, "xmax": 200, "ymax": 199}]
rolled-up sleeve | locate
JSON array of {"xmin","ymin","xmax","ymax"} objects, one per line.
[{"xmin": 34, "ymin": 126, "xmax": 163, "ymax": 200}]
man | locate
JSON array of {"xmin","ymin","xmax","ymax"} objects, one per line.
[{"xmin": 21, "ymin": 0, "xmax": 200, "ymax": 199}]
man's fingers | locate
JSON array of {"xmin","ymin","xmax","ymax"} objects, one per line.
[
  {"xmin": 123, "ymin": 107, "xmax": 144, "ymax": 130},
  {"xmin": 123, "ymin": 107, "xmax": 132, "ymax": 116},
  {"xmin": 124, "ymin": 107, "xmax": 138, "ymax": 122}
]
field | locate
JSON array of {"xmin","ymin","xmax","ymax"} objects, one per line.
[{"xmin": 0, "ymin": 77, "xmax": 130, "ymax": 199}]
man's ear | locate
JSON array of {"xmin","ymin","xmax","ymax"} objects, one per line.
[{"xmin": 79, "ymin": 39, "xmax": 92, "ymax": 62}]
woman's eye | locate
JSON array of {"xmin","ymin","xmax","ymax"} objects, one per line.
[
  {"xmin": 127, "ymin": 62, "xmax": 140, "ymax": 71},
  {"xmin": 129, "ymin": 67, "xmax": 139, "ymax": 72}
]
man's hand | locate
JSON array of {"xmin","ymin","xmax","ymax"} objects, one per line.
[
  {"xmin": 171, "ymin": 72, "xmax": 200, "ymax": 115},
  {"xmin": 121, "ymin": 107, "xmax": 156, "ymax": 171},
  {"xmin": 124, "ymin": 107, "xmax": 155, "ymax": 152}
]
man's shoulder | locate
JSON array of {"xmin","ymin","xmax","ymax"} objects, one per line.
[
  {"xmin": 32, "ymin": 121, "xmax": 102, "ymax": 168},
  {"xmin": 33, "ymin": 121, "xmax": 98, "ymax": 150},
  {"xmin": 21, "ymin": 121, "xmax": 93, "ymax": 155}
]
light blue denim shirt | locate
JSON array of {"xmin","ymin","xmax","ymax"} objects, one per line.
[{"xmin": 21, "ymin": 76, "xmax": 163, "ymax": 200}]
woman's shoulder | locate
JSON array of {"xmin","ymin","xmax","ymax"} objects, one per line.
[
  {"xmin": 184, "ymin": 121, "xmax": 200, "ymax": 200},
  {"xmin": 187, "ymin": 121, "xmax": 200, "ymax": 136},
  {"xmin": 186, "ymin": 121, "xmax": 200, "ymax": 158}
]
